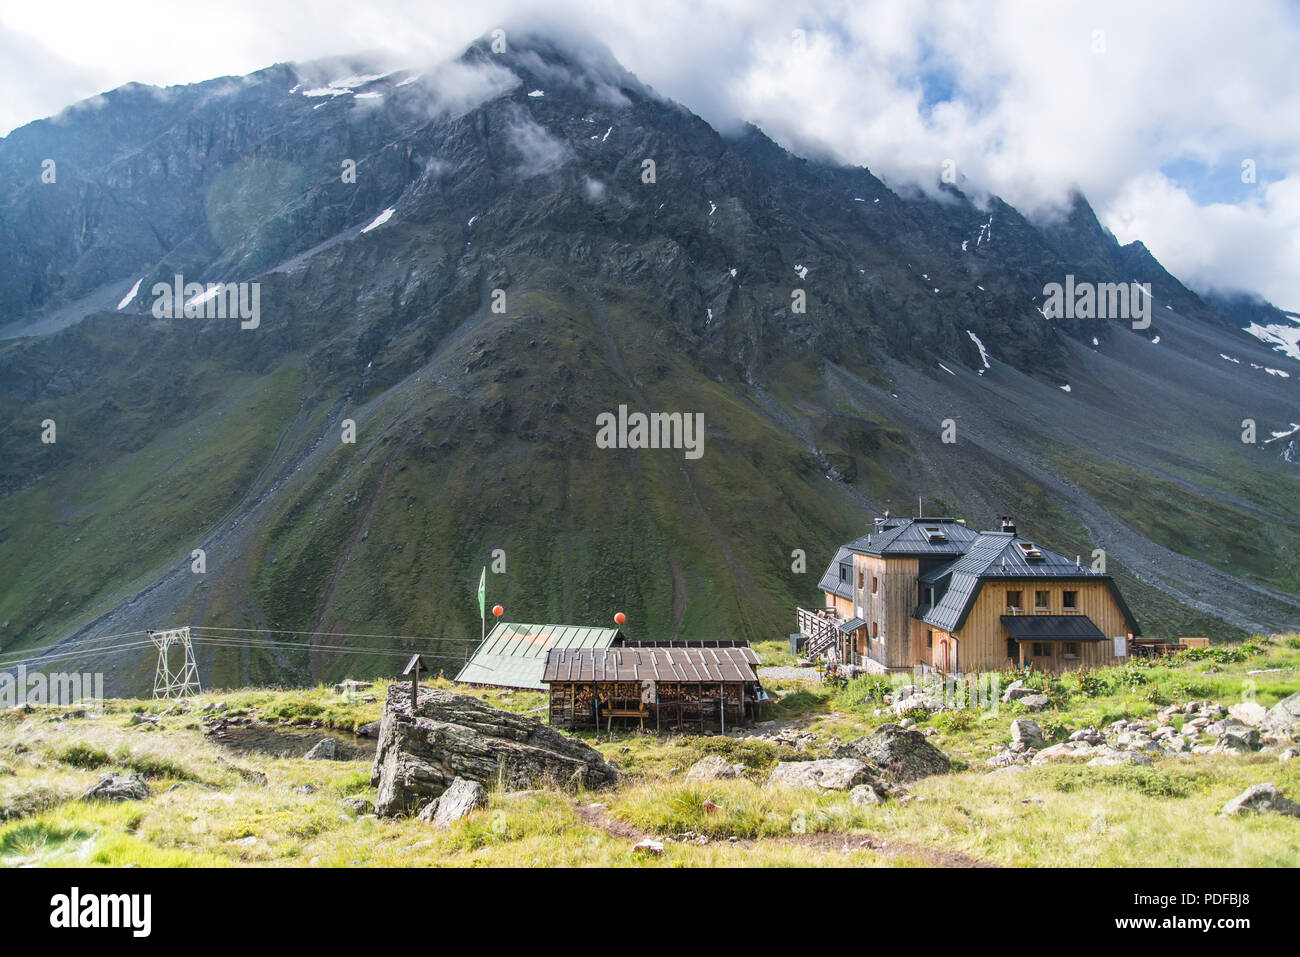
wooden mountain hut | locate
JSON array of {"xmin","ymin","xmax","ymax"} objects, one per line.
[{"xmin": 542, "ymin": 645, "xmax": 766, "ymax": 732}]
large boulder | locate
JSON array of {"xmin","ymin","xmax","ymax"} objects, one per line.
[
  {"xmin": 1032, "ymin": 742, "xmax": 1095, "ymax": 765},
  {"xmin": 1259, "ymin": 692, "xmax": 1300, "ymax": 743},
  {"xmin": 1220, "ymin": 783, "xmax": 1300, "ymax": 817},
  {"xmin": 1010, "ymin": 718, "xmax": 1045, "ymax": 750},
  {"xmin": 1087, "ymin": 748, "xmax": 1152, "ymax": 767},
  {"xmin": 82, "ymin": 773, "xmax": 151, "ymax": 803},
  {"xmin": 1228, "ymin": 702, "xmax": 1267, "ymax": 727},
  {"xmin": 370, "ymin": 685, "xmax": 618, "ymax": 817},
  {"xmin": 304, "ymin": 738, "xmax": 338, "ymax": 760},
  {"xmin": 833, "ymin": 723, "xmax": 951, "ymax": 782},
  {"xmin": 417, "ymin": 777, "xmax": 489, "ymax": 828},
  {"xmin": 685, "ymin": 755, "xmax": 744, "ymax": 782},
  {"xmin": 768, "ymin": 758, "xmax": 876, "ymax": 791}
]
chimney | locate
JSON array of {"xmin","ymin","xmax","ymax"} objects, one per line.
[{"xmin": 1000, "ymin": 516, "xmax": 1016, "ymax": 536}]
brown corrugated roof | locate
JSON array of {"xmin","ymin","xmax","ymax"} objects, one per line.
[{"xmin": 542, "ymin": 646, "xmax": 760, "ymax": 684}]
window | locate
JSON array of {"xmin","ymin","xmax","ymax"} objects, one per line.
[
  {"xmin": 872, "ymin": 621, "xmax": 879, "ymax": 639},
  {"xmin": 1032, "ymin": 642, "xmax": 1053, "ymax": 657},
  {"xmin": 1035, "ymin": 590, "xmax": 1049, "ymax": 611},
  {"xmin": 840, "ymin": 565, "xmax": 848, "ymax": 583},
  {"xmin": 1006, "ymin": 590, "xmax": 1023, "ymax": 612},
  {"xmin": 1063, "ymin": 642, "xmax": 1080, "ymax": 658},
  {"xmin": 872, "ymin": 576, "xmax": 879, "ymax": 595},
  {"xmin": 1063, "ymin": 590, "xmax": 1078, "ymax": 610},
  {"xmin": 927, "ymin": 630, "xmax": 934, "ymax": 649}
]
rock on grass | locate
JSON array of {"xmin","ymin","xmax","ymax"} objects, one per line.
[
  {"xmin": 1220, "ymin": 782, "xmax": 1300, "ymax": 817},
  {"xmin": 768, "ymin": 758, "xmax": 878, "ymax": 791},
  {"xmin": 416, "ymin": 777, "xmax": 488, "ymax": 828},
  {"xmin": 82, "ymin": 773, "xmax": 150, "ymax": 802},
  {"xmin": 370, "ymin": 684, "xmax": 617, "ymax": 817},
  {"xmin": 833, "ymin": 723, "xmax": 951, "ymax": 782}
]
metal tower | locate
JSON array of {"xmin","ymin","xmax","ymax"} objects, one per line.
[{"xmin": 150, "ymin": 627, "xmax": 201, "ymax": 699}]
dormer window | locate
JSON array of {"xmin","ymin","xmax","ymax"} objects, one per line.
[
  {"xmin": 923, "ymin": 526, "xmax": 947, "ymax": 544},
  {"xmin": 1016, "ymin": 542, "xmax": 1045, "ymax": 562},
  {"xmin": 839, "ymin": 565, "xmax": 848, "ymax": 583}
]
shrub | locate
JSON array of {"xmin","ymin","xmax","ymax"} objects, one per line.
[
  {"xmin": 1045, "ymin": 765, "xmax": 1205, "ymax": 799},
  {"xmin": 934, "ymin": 710, "xmax": 974, "ymax": 733},
  {"xmin": 1074, "ymin": 671, "xmax": 1108, "ymax": 698},
  {"xmin": 54, "ymin": 745, "xmax": 112, "ymax": 770},
  {"xmin": 834, "ymin": 676, "xmax": 892, "ymax": 710},
  {"xmin": 1118, "ymin": 666, "xmax": 1150, "ymax": 690},
  {"xmin": 1040, "ymin": 717, "xmax": 1069, "ymax": 741}
]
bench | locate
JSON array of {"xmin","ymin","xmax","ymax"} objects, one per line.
[{"xmin": 602, "ymin": 706, "xmax": 649, "ymax": 732}]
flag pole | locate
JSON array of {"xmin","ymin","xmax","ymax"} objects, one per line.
[{"xmin": 479, "ymin": 565, "xmax": 487, "ymax": 644}]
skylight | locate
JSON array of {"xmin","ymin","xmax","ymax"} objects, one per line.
[{"xmin": 1016, "ymin": 542, "xmax": 1045, "ymax": 562}]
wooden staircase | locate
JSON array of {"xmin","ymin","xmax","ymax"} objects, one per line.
[{"xmin": 797, "ymin": 608, "xmax": 840, "ymax": 658}]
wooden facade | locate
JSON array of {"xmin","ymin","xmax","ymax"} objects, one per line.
[
  {"xmin": 960, "ymin": 580, "xmax": 1128, "ymax": 672},
  {"xmin": 546, "ymin": 679, "xmax": 753, "ymax": 732},
  {"xmin": 542, "ymin": 646, "xmax": 765, "ymax": 732},
  {"xmin": 809, "ymin": 518, "xmax": 1140, "ymax": 676}
]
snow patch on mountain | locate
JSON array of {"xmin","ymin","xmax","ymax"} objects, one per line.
[
  {"xmin": 1244, "ymin": 321, "xmax": 1300, "ymax": 362},
  {"xmin": 361, "ymin": 208, "xmax": 395, "ymax": 233},
  {"xmin": 967, "ymin": 330, "xmax": 991, "ymax": 374},
  {"xmin": 116, "ymin": 278, "xmax": 142, "ymax": 310}
]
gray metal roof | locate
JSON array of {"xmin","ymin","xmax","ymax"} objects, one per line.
[
  {"xmin": 847, "ymin": 518, "xmax": 980, "ymax": 557},
  {"xmin": 1001, "ymin": 615, "xmax": 1106, "ymax": 640},
  {"xmin": 542, "ymin": 646, "xmax": 760, "ymax": 684},
  {"xmin": 915, "ymin": 533, "xmax": 1013, "ymax": 631},
  {"xmin": 817, "ymin": 546, "xmax": 854, "ymax": 599},
  {"xmin": 916, "ymin": 531, "xmax": 1140, "ymax": 635},
  {"xmin": 837, "ymin": 617, "xmax": 867, "ymax": 634},
  {"xmin": 456, "ymin": 622, "xmax": 623, "ymax": 690}
]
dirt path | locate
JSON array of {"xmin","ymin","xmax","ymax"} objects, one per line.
[{"xmin": 572, "ymin": 800, "xmax": 995, "ymax": 867}]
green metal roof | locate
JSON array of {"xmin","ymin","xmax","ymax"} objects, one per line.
[{"xmin": 455, "ymin": 622, "xmax": 623, "ymax": 690}]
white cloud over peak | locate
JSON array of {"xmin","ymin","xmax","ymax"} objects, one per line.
[{"xmin": 2, "ymin": 0, "xmax": 1297, "ymax": 308}]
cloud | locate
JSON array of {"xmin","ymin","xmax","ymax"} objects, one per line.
[
  {"xmin": 396, "ymin": 58, "xmax": 520, "ymax": 120},
  {"xmin": 506, "ymin": 111, "xmax": 571, "ymax": 178},
  {"xmin": 1105, "ymin": 172, "xmax": 1300, "ymax": 309},
  {"xmin": 2, "ymin": 0, "xmax": 1298, "ymax": 307}
]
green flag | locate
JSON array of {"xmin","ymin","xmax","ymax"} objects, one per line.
[{"xmin": 477, "ymin": 567, "xmax": 486, "ymax": 620}]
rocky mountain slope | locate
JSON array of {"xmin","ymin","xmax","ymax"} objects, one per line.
[{"xmin": 0, "ymin": 31, "xmax": 1297, "ymax": 693}]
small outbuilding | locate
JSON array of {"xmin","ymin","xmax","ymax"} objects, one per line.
[
  {"xmin": 542, "ymin": 645, "xmax": 766, "ymax": 732},
  {"xmin": 456, "ymin": 622, "xmax": 624, "ymax": 691}
]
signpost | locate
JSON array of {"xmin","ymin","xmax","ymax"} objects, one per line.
[{"xmin": 403, "ymin": 653, "xmax": 429, "ymax": 706}]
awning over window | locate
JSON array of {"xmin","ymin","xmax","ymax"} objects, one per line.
[
  {"xmin": 1000, "ymin": 615, "xmax": 1105, "ymax": 640},
  {"xmin": 837, "ymin": 617, "xmax": 867, "ymax": 634}
]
